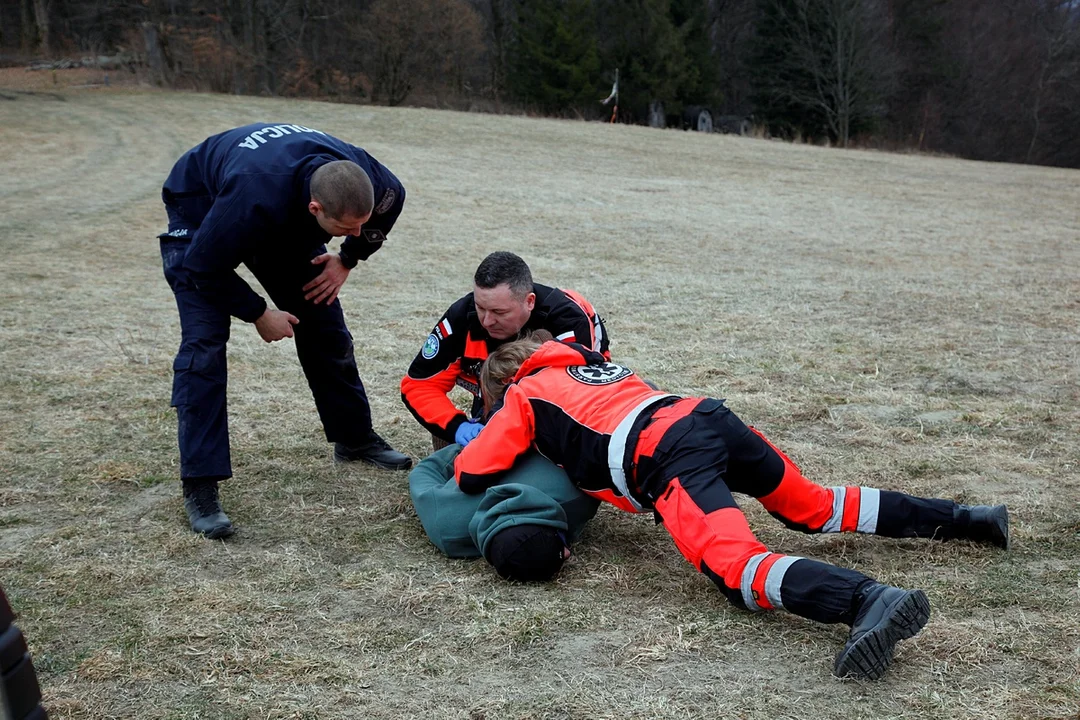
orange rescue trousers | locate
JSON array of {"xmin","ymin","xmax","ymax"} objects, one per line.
[{"xmin": 630, "ymin": 398, "xmax": 960, "ymax": 625}]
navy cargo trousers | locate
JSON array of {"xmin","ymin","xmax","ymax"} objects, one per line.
[{"xmin": 160, "ymin": 238, "xmax": 374, "ymax": 482}]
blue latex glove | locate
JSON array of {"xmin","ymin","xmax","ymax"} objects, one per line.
[{"xmin": 454, "ymin": 420, "xmax": 484, "ymax": 447}]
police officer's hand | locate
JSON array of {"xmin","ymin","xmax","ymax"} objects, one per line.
[
  {"xmin": 304, "ymin": 253, "xmax": 350, "ymax": 305},
  {"xmin": 454, "ymin": 420, "xmax": 484, "ymax": 447},
  {"xmin": 254, "ymin": 308, "xmax": 300, "ymax": 343}
]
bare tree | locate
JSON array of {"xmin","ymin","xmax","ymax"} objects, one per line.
[
  {"xmin": 708, "ymin": 0, "xmax": 759, "ymax": 114},
  {"xmin": 1026, "ymin": 0, "xmax": 1080, "ymax": 163},
  {"xmin": 357, "ymin": 0, "xmax": 417, "ymax": 104},
  {"xmin": 32, "ymin": 0, "xmax": 49, "ymax": 54},
  {"xmin": 469, "ymin": 0, "xmax": 515, "ymax": 98},
  {"xmin": 792, "ymin": 0, "xmax": 895, "ymax": 145},
  {"xmin": 757, "ymin": 0, "xmax": 897, "ymax": 145},
  {"xmin": 359, "ymin": 0, "xmax": 484, "ymax": 105},
  {"xmin": 20, "ymin": 0, "xmax": 33, "ymax": 52},
  {"xmin": 142, "ymin": 20, "xmax": 171, "ymax": 85}
]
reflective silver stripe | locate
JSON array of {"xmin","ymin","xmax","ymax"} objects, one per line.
[
  {"xmin": 821, "ymin": 486, "xmax": 846, "ymax": 533},
  {"xmin": 594, "ymin": 315, "xmax": 604, "ymax": 351},
  {"xmin": 763, "ymin": 555, "xmax": 802, "ymax": 610},
  {"xmin": 740, "ymin": 552, "xmax": 771, "ymax": 611},
  {"xmin": 607, "ymin": 394, "xmax": 678, "ymax": 512},
  {"xmin": 857, "ymin": 487, "xmax": 880, "ymax": 533}
]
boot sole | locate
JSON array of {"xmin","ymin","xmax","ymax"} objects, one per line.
[
  {"xmin": 333, "ymin": 452, "xmax": 412, "ymax": 471},
  {"xmin": 199, "ymin": 524, "xmax": 235, "ymax": 540},
  {"xmin": 834, "ymin": 589, "xmax": 931, "ymax": 680}
]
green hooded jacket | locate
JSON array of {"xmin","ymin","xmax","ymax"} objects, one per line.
[{"xmin": 408, "ymin": 445, "xmax": 600, "ymax": 558}]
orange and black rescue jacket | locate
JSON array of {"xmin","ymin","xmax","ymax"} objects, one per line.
[
  {"xmin": 454, "ymin": 342, "xmax": 677, "ymax": 513},
  {"xmin": 401, "ymin": 285, "xmax": 609, "ymax": 443}
]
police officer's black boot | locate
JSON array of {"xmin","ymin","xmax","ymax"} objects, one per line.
[
  {"xmin": 183, "ymin": 479, "xmax": 235, "ymax": 539},
  {"xmin": 834, "ymin": 582, "xmax": 931, "ymax": 680},
  {"xmin": 334, "ymin": 431, "xmax": 412, "ymax": 470},
  {"xmin": 951, "ymin": 504, "xmax": 1009, "ymax": 549}
]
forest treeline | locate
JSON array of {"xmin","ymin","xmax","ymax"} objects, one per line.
[{"xmin": 3, "ymin": 0, "xmax": 1079, "ymax": 167}]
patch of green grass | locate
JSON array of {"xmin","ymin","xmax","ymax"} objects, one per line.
[{"xmin": 135, "ymin": 473, "xmax": 172, "ymax": 488}]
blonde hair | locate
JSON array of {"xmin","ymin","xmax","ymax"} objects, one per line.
[{"xmin": 480, "ymin": 330, "xmax": 553, "ymax": 412}]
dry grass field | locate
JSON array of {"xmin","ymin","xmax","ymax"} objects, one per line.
[{"xmin": 0, "ymin": 83, "xmax": 1078, "ymax": 719}]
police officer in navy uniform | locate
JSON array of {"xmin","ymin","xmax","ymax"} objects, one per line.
[{"xmin": 159, "ymin": 122, "xmax": 412, "ymax": 540}]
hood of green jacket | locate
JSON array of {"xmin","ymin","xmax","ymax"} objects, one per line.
[{"xmin": 469, "ymin": 483, "xmax": 568, "ymax": 560}]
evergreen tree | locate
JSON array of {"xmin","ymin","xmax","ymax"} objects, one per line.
[
  {"xmin": 670, "ymin": 0, "xmax": 722, "ymax": 108},
  {"xmin": 594, "ymin": 0, "xmax": 697, "ymax": 121},
  {"xmin": 508, "ymin": 0, "xmax": 603, "ymax": 114},
  {"xmin": 888, "ymin": 0, "xmax": 951, "ymax": 148}
]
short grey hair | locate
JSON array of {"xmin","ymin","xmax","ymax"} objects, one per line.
[{"xmin": 310, "ymin": 160, "xmax": 374, "ymax": 219}]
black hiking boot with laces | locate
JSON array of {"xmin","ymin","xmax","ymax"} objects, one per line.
[
  {"xmin": 334, "ymin": 431, "xmax": 412, "ymax": 470},
  {"xmin": 183, "ymin": 479, "xmax": 235, "ymax": 539},
  {"xmin": 834, "ymin": 582, "xmax": 931, "ymax": 680}
]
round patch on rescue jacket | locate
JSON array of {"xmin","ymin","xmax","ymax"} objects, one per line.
[
  {"xmin": 567, "ymin": 363, "xmax": 633, "ymax": 385},
  {"xmin": 422, "ymin": 333, "xmax": 440, "ymax": 359}
]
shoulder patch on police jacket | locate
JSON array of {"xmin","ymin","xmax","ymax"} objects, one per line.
[
  {"xmin": 374, "ymin": 188, "xmax": 396, "ymax": 214},
  {"xmin": 567, "ymin": 363, "xmax": 633, "ymax": 385}
]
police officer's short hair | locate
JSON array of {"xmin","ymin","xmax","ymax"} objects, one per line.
[
  {"xmin": 475, "ymin": 251, "xmax": 533, "ymax": 298},
  {"xmin": 311, "ymin": 160, "xmax": 374, "ymax": 220}
]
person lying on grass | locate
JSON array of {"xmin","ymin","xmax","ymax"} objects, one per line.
[
  {"xmin": 409, "ymin": 444, "xmax": 598, "ymax": 581},
  {"xmin": 453, "ymin": 330, "xmax": 1009, "ymax": 680}
]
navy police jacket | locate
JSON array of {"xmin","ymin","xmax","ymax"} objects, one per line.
[{"xmin": 160, "ymin": 123, "xmax": 405, "ymax": 322}]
